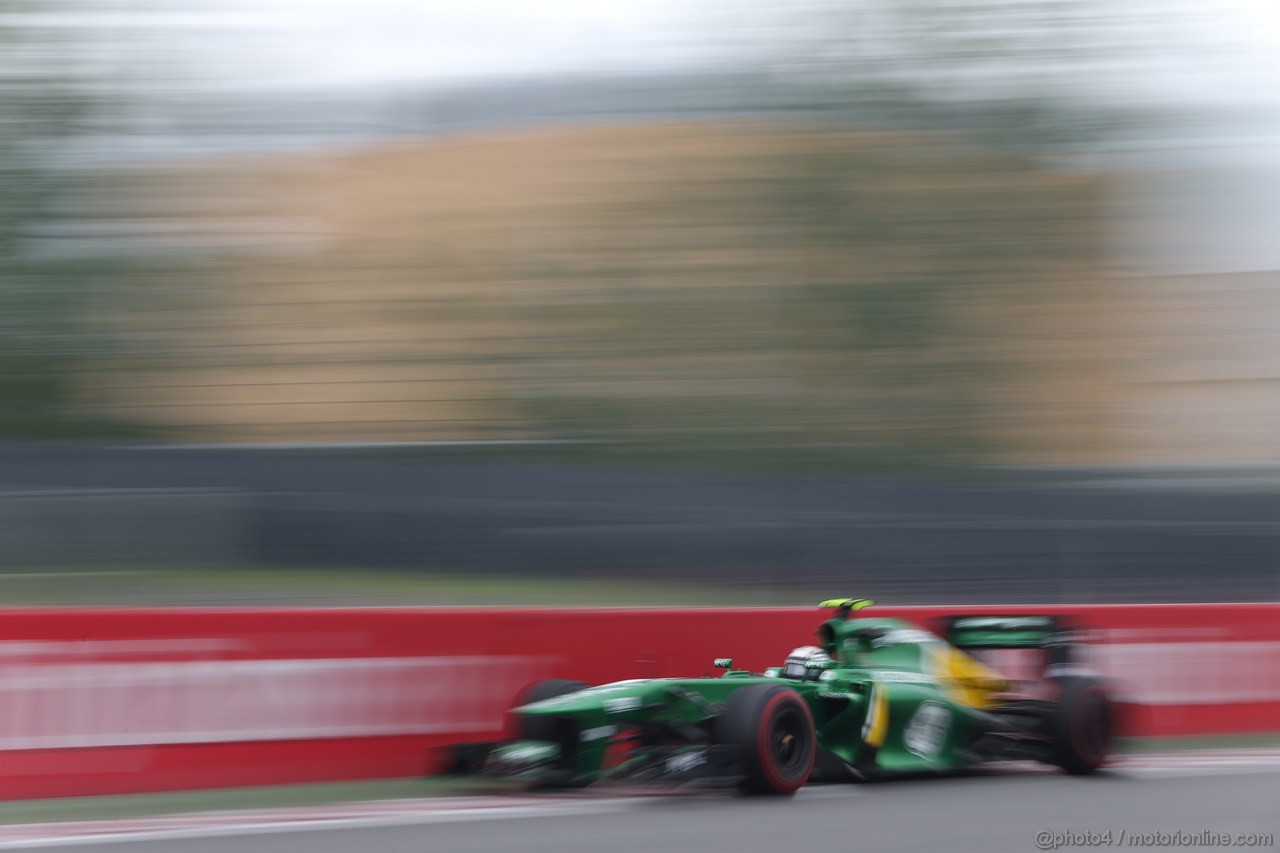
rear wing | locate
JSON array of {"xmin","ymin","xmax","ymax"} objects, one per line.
[{"xmin": 941, "ymin": 615, "xmax": 1078, "ymax": 666}]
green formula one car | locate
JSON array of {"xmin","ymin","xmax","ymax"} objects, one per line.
[{"xmin": 478, "ymin": 599, "xmax": 1115, "ymax": 795}]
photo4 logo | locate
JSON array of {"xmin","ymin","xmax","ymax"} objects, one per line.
[{"xmin": 1035, "ymin": 829, "xmax": 1275, "ymax": 850}]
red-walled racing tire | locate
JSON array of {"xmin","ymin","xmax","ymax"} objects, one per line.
[{"xmin": 714, "ymin": 684, "xmax": 816, "ymax": 795}]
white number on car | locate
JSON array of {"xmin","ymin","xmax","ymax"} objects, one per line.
[{"xmin": 903, "ymin": 701, "xmax": 951, "ymax": 759}]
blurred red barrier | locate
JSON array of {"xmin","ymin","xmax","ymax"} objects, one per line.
[{"xmin": 0, "ymin": 603, "xmax": 1274, "ymax": 799}]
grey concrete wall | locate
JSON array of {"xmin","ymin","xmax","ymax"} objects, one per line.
[
  {"xmin": 0, "ymin": 488, "xmax": 250, "ymax": 566},
  {"xmin": 0, "ymin": 444, "xmax": 1275, "ymax": 602}
]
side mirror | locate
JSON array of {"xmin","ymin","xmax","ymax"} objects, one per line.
[{"xmin": 713, "ymin": 657, "xmax": 734, "ymax": 671}]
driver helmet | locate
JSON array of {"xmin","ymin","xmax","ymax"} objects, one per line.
[{"xmin": 782, "ymin": 645, "xmax": 831, "ymax": 680}]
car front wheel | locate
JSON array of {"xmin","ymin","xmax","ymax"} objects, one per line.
[{"xmin": 714, "ymin": 684, "xmax": 816, "ymax": 795}]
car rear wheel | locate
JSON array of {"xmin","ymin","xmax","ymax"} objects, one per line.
[
  {"xmin": 1049, "ymin": 676, "xmax": 1113, "ymax": 775},
  {"xmin": 714, "ymin": 684, "xmax": 816, "ymax": 795}
]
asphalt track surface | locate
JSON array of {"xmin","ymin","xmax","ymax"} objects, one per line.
[{"xmin": 14, "ymin": 763, "xmax": 1280, "ymax": 853}]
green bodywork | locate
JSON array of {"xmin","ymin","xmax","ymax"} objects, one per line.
[{"xmin": 489, "ymin": 612, "xmax": 1053, "ymax": 786}]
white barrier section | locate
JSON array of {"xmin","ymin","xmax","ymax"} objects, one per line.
[
  {"xmin": 1097, "ymin": 642, "xmax": 1280, "ymax": 706},
  {"xmin": 981, "ymin": 640, "xmax": 1280, "ymax": 707},
  {"xmin": 0, "ymin": 653, "xmax": 552, "ymax": 751}
]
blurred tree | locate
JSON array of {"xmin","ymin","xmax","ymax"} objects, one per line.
[{"xmin": 0, "ymin": 0, "xmax": 137, "ymax": 437}]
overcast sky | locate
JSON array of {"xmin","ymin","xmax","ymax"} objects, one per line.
[
  {"xmin": 18, "ymin": 0, "xmax": 1280, "ymax": 102},
  {"xmin": 190, "ymin": 0, "xmax": 1280, "ymax": 95},
  {"xmin": 176, "ymin": 0, "xmax": 720, "ymax": 90}
]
